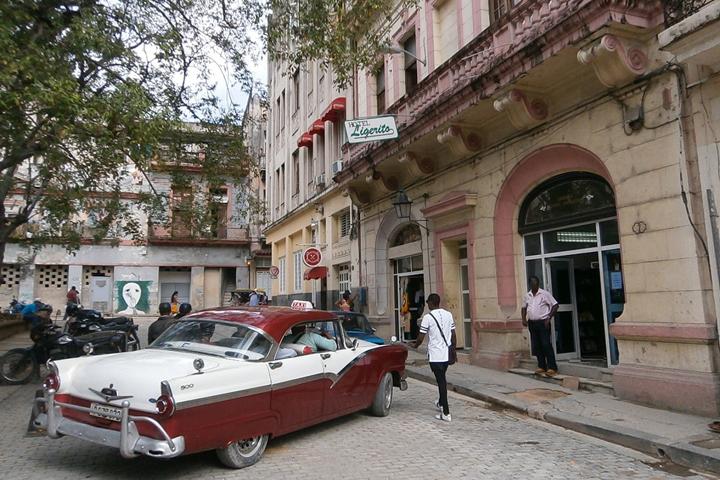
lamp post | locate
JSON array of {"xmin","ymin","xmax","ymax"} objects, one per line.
[{"xmin": 393, "ymin": 190, "xmax": 413, "ymax": 220}]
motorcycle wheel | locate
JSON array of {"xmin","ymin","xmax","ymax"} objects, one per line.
[{"xmin": 0, "ymin": 349, "xmax": 37, "ymax": 385}]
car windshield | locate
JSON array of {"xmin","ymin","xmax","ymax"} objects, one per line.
[
  {"xmin": 339, "ymin": 314, "xmax": 373, "ymax": 334},
  {"xmin": 152, "ymin": 319, "xmax": 273, "ymax": 361}
]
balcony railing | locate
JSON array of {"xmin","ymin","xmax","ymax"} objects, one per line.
[{"xmin": 664, "ymin": 0, "xmax": 715, "ymax": 26}]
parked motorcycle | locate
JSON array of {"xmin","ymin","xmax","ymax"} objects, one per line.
[
  {"xmin": 0, "ymin": 324, "xmax": 131, "ymax": 385},
  {"xmin": 64, "ymin": 304, "xmax": 140, "ymax": 351},
  {"xmin": 7, "ymin": 298, "xmax": 27, "ymax": 315}
]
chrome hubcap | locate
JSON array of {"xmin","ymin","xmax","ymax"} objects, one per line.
[{"xmin": 236, "ymin": 436, "xmax": 261, "ymax": 455}]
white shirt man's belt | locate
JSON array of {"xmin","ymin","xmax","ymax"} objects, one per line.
[{"xmin": 524, "ymin": 288, "xmax": 558, "ymax": 320}]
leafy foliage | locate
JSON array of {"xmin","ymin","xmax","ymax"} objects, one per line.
[
  {"xmin": 0, "ymin": 0, "xmax": 265, "ymax": 263},
  {"xmin": 267, "ymin": 0, "xmax": 416, "ymax": 86}
]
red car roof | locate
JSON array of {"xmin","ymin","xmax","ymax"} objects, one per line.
[{"xmin": 183, "ymin": 306, "xmax": 339, "ymax": 342}]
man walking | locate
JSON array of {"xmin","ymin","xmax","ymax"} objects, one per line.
[
  {"xmin": 411, "ymin": 293, "xmax": 456, "ymax": 422},
  {"xmin": 521, "ymin": 275, "xmax": 559, "ymax": 377}
]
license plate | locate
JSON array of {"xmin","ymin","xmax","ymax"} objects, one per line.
[{"xmin": 89, "ymin": 402, "xmax": 123, "ymax": 422}]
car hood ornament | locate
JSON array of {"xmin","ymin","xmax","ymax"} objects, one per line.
[{"xmin": 89, "ymin": 384, "xmax": 133, "ymax": 403}]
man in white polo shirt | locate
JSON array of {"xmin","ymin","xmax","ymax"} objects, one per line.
[
  {"xmin": 411, "ymin": 293, "xmax": 456, "ymax": 422},
  {"xmin": 521, "ymin": 275, "xmax": 559, "ymax": 377}
]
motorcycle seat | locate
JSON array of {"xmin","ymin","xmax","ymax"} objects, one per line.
[{"xmin": 98, "ymin": 316, "xmax": 133, "ymax": 325}]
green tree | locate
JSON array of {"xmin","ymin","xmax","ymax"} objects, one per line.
[
  {"xmin": 0, "ymin": 0, "xmax": 266, "ymax": 266},
  {"xmin": 0, "ymin": 0, "xmax": 408, "ymax": 269}
]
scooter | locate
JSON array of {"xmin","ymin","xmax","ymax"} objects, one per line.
[{"xmin": 0, "ymin": 323, "xmax": 132, "ymax": 385}]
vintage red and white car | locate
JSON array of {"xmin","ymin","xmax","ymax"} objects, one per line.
[{"xmin": 33, "ymin": 302, "xmax": 408, "ymax": 468}]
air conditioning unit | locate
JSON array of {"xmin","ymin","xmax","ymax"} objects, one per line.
[
  {"xmin": 315, "ymin": 174, "xmax": 326, "ymax": 191},
  {"xmin": 332, "ymin": 160, "xmax": 344, "ymax": 175}
]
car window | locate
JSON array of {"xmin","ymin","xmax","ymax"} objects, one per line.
[{"xmin": 153, "ymin": 320, "xmax": 272, "ymax": 361}]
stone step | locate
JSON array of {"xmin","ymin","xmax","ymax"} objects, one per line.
[
  {"xmin": 508, "ymin": 367, "xmax": 615, "ymax": 396},
  {"xmin": 518, "ymin": 358, "xmax": 613, "ymax": 382}
]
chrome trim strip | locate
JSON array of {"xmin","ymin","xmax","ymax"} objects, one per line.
[
  {"xmin": 175, "ymin": 384, "xmax": 271, "ymax": 410},
  {"xmin": 328, "ymin": 352, "xmax": 369, "ymax": 388}
]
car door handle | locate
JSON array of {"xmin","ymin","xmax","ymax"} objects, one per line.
[
  {"xmin": 320, "ymin": 353, "xmax": 331, "ymax": 359},
  {"xmin": 269, "ymin": 361, "xmax": 283, "ymax": 369}
]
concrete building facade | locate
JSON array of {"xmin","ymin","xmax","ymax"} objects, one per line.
[
  {"xmin": 323, "ymin": 0, "xmax": 720, "ymax": 416},
  {"xmin": 264, "ymin": 58, "xmax": 360, "ymax": 309},
  {"xmin": 1, "ymin": 128, "xmax": 262, "ymax": 316}
]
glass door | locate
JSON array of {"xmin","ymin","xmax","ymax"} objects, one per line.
[
  {"xmin": 545, "ymin": 258, "xmax": 580, "ymax": 360},
  {"xmin": 602, "ymin": 249, "xmax": 624, "ymax": 365}
]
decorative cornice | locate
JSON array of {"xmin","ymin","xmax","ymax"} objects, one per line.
[
  {"xmin": 577, "ymin": 34, "xmax": 649, "ymax": 88},
  {"xmin": 421, "ymin": 191, "xmax": 478, "ymax": 219},
  {"xmin": 436, "ymin": 125, "xmax": 481, "ymax": 157},
  {"xmin": 398, "ymin": 152, "xmax": 436, "ymax": 177},
  {"xmin": 493, "ymin": 88, "xmax": 549, "ymax": 130}
]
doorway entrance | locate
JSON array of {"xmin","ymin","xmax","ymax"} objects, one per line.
[
  {"xmin": 521, "ymin": 173, "xmax": 624, "ymax": 366},
  {"xmin": 393, "ymin": 254, "xmax": 424, "ymax": 341}
]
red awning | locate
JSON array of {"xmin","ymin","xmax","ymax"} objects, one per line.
[
  {"xmin": 320, "ymin": 97, "xmax": 346, "ymax": 122},
  {"xmin": 304, "ymin": 266, "xmax": 328, "ymax": 280},
  {"xmin": 297, "ymin": 132, "xmax": 313, "ymax": 148},
  {"xmin": 308, "ymin": 119, "xmax": 325, "ymax": 136}
]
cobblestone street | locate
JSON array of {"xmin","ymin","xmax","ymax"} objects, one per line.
[{"xmin": 0, "ymin": 379, "xmax": 714, "ymax": 480}]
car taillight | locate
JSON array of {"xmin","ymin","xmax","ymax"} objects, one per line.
[
  {"xmin": 43, "ymin": 373, "xmax": 60, "ymax": 391},
  {"xmin": 156, "ymin": 394, "xmax": 175, "ymax": 416}
]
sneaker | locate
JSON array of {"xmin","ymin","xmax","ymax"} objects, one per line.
[
  {"xmin": 545, "ymin": 369, "xmax": 557, "ymax": 377},
  {"xmin": 434, "ymin": 400, "xmax": 442, "ymax": 412},
  {"xmin": 435, "ymin": 412, "xmax": 452, "ymax": 422},
  {"xmin": 534, "ymin": 368, "xmax": 546, "ymax": 375}
]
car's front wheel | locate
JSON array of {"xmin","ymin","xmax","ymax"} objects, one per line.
[
  {"xmin": 216, "ymin": 434, "xmax": 269, "ymax": 469},
  {"xmin": 369, "ymin": 372, "xmax": 394, "ymax": 417}
]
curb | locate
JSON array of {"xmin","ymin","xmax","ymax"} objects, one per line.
[{"xmin": 406, "ymin": 366, "xmax": 720, "ymax": 475}]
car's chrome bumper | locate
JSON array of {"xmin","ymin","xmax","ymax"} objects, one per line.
[{"xmin": 34, "ymin": 389, "xmax": 184, "ymax": 459}]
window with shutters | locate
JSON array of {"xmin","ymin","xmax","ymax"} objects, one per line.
[
  {"xmin": 338, "ymin": 209, "xmax": 351, "ymax": 239},
  {"xmin": 404, "ymin": 34, "xmax": 418, "ymax": 96},
  {"xmin": 278, "ymin": 256, "xmax": 286, "ymax": 294},
  {"xmin": 376, "ymin": 65, "xmax": 386, "ymax": 114},
  {"xmin": 293, "ymin": 251, "xmax": 303, "ymax": 292},
  {"xmin": 338, "ymin": 263, "xmax": 350, "ymax": 293}
]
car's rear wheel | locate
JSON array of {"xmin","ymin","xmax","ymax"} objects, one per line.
[
  {"xmin": 216, "ymin": 434, "xmax": 269, "ymax": 469},
  {"xmin": 369, "ymin": 372, "xmax": 393, "ymax": 417}
]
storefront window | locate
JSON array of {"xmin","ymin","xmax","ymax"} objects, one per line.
[
  {"xmin": 524, "ymin": 234, "xmax": 541, "ymax": 256},
  {"xmin": 519, "ymin": 173, "xmax": 615, "ymax": 234},
  {"xmin": 542, "ymin": 223, "xmax": 598, "ymax": 253}
]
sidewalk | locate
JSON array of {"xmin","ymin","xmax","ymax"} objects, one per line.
[{"xmin": 406, "ymin": 349, "xmax": 720, "ymax": 474}]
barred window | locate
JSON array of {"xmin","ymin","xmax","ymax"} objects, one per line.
[{"xmin": 338, "ymin": 264, "xmax": 350, "ymax": 293}]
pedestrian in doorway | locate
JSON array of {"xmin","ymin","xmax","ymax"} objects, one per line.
[
  {"xmin": 170, "ymin": 291, "xmax": 179, "ymax": 314},
  {"xmin": 248, "ymin": 289, "xmax": 260, "ymax": 307},
  {"xmin": 410, "ymin": 293, "xmax": 456, "ymax": 422},
  {"xmin": 335, "ymin": 290, "xmax": 356, "ymax": 312},
  {"xmin": 66, "ymin": 286, "xmax": 79, "ymax": 305},
  {"xmin": 63, "ymin": 286, "xmax": 80, "ymax": 321},
  {"xmin": 522, "ymin": 275, "xmax": 559, "ymax": 377}
]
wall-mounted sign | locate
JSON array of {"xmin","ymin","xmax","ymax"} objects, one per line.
[
  {"xmin": 303, "ymin": 248, "xmax": 323, "ymax": 267},
  {"xmin": 344, "ymin": 116, "xmax": 399, "ymax": 144},
  {"xmin": 269, "ymin": 266, "xmax": 280, "ymax": 279}
]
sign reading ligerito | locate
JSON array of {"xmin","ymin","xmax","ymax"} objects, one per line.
[{"xmin": 344, "ymin": 116, "xmax": 399, "ymax": 144}]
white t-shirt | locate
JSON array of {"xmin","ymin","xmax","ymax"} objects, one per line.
[{"xmin": 420, "ymin": 308, "xmax": 455, "ymax": 363}]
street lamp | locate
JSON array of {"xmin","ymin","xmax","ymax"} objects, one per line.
[
  {"xmin": 382, "ymin": 44, "xmax": 427, "ymax": 67},
  {"xmin": 393, "ymin": 190, "xmax": 412, "ymax": 220}
]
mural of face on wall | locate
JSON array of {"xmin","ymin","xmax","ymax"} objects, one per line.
[{"xmin": 116, "ymin": 280, "xmax": 150, "ymax": 315}]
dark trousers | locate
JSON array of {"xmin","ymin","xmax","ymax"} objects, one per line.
[
  {"xmin": 430, "ymin": 361, "xmax": 449, "ymax": 415},
  {"xmin": 528, "ymin": 320, "xmax": 558, "ymax": 371}
]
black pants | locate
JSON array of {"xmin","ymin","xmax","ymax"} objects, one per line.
[
  {"xmin": 430, "ymin": 361, "xmax": 449, "ymax": 415},
  {"xmin": 528, "ymin": 320, "xmax": 558, "ymax": 371}
]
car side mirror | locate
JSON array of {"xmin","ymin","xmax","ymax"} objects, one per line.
[
  {"xmin": 371, "ymin": 328, "xmax": 377, "ymax": 333},
  {"xmin": 351, "ymin": 338, "xmax": 359, "ymax": 350}
]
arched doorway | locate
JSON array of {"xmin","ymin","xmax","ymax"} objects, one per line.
[
  {"xmin": 520, "ymin": 173, "xmax": 624, "ymax": 365},
  {"xmin": 389, "ymin": 223, "xmax": 425, "ymax": 341}
]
